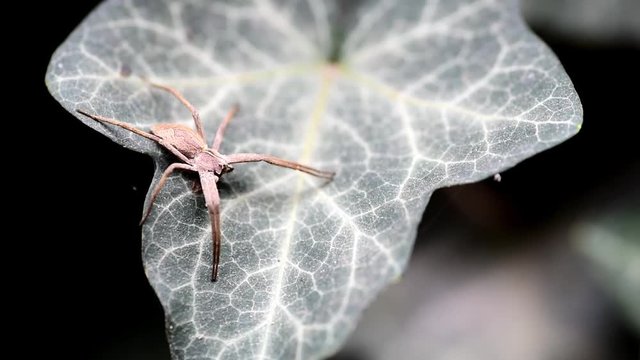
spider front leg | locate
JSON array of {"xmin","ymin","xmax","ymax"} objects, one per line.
[
  {"xmin": 198, "ymin": 171, "xmax": 222, "ymax": 281},
  {"xmin": 140, "ymin": 162, "xmax": 197, "ymax": 224},
  {"xmin": 146, "ymin": 82, "xmax": 239, "ymax": 151},
  {"xmin": 76, "ymin": 110, "xmax": 192, "ymax": 164},
  {"xmin": 226, "ymin": 153, "xmax": 335, "ymax": 179},
  {"xmin": 212, "ymin": 104, "xmax": 239, "ymax": 150},
  {"xmin": 147, "ymin": 82, "xmax": 206, "ymax": 140}
]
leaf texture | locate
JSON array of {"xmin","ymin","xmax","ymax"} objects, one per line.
[{"xmin": 46, "ymin": 0, "xmax": 582, "ymax": 359}]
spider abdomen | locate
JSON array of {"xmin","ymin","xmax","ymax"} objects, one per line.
[{"xmin": 151, "ymin": 123, "xmax": 206, "ymax": 158}]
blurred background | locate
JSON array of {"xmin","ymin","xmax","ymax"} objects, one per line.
[{"xmin": 35, "ymin": 1, "xmax": 638, "ymax": 359}]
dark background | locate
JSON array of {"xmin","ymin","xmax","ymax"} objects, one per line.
[{"xmin": 27, "ymin": 1, "xmax": 638, "ymax": 359}]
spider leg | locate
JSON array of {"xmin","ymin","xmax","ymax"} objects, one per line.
[
  {"xmin": 146, "ymin": 81, "xmax": 207, "ymax": 141},
  {"xmin": 212, "ymin": 104, "xmax": 239, "ymax": 151},
  {"xmin": 140, "ymin": 163, "xmax": 197, "ymax": 225},
  {"xmin": 226, "ymin": 153, "xmax": 335, "ymax": 179},
  {"xmin": 198, "ymin": 171, "xmax": 222, "ymax": 281},
  {"xmin": 76, "ymin": 109, "xmax": 192, "ymax": 163},
  {"xmin": 77, "ymin": 109, "xmax": 160, "ymax": 142}
]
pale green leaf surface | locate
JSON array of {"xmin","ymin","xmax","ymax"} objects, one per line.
[{"xmin": 46, "ymin": 0, "xmax": 581, "ymax": 359}]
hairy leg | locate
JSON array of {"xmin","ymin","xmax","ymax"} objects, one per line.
[
  {"xmin": 76, "ymin": 109, "xmax": 192, "ymax": 163},
  {"xmin": 226, "ymin": 153, "xmax": 335, "ymax": 179},
  {"xmin": 199, "ymin": 171, "xmax": 222, "ymax": 281},
  {"xmin": 140, "ymin": 163, "xmax": 196, "ymax": 224},
  {"xmin": 147, "ymin": 82, "xmax": 206, "ymax": 140},
  {"xmin": 212, "ymin": 104, "xmax": 239, "ymax": 151}
]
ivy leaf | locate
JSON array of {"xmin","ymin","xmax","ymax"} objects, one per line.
[{"xmin": 46, "ymin": 0, "xmax": 581, "ymax": 359}]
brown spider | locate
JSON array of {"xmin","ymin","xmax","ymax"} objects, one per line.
[{"xmin": 77, "ymin": 82, "xmax": 334, "ymax": 281}]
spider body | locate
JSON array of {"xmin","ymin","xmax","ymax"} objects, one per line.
[{"xmin": 77, "ymin": 82, "xmax": 333, "ymax": 281}]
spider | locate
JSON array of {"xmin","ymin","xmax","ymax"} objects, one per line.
[{"xmin": 77, "ymin": 82, "xmax": 334, "ymax": 281}]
